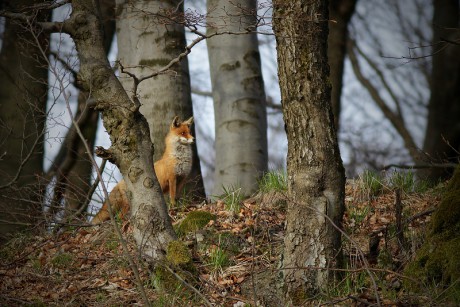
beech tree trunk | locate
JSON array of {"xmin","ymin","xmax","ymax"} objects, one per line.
[
  {"xmin": 65, "ymin": 0, "xmax": 176, "ymax": 260},
  {"xmin": 421, "ymin": 0, "xmax": 460, "ymax": 182},
  {"xmin": 328, "ymin": 0, "xmax": 357, "ymax": 130},
  {"xmin": 116, "ymin": 0, "xmax": 204, "ymax": 198},
  {"xmin": 207, "ymin": 0, "xmax": 268, "ymax": 196},
  {"xmin": 0, "ymin": 0, "xmax": 49, "ymax": 242},
  {"xmin": 272, "ymin": 1, "xmax": 345, "ymax": 303}
]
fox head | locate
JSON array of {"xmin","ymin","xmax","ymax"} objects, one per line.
[{"xmin": 170, "ymin": 116, "xmax": 194, "ymax": 145}]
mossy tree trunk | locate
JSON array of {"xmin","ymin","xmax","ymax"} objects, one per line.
[
  {"xmin": 0, "ymin": 0, "xmax": 49, "ymax": 242},
  {"xmin": 272, "ymin": 0, "xmax": 346, "ymax": 303},
  {"xmin": 207, "ymin": 0, "xmax": 268, "ymax": 197},
  {"xmin": 63, "ymin": 0, "xmax": 176, "ymax": 260},
  {"xmin": 116, "ymin": 0, "xmax": 204, "ymax": 199},
  {"xmin": 405, "ymin": 165, "xmax": 460, "ymax": 301}
]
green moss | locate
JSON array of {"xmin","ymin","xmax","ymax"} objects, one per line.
[
  {"xmin": 405, "ymin": 235, "xmax": 460, "ymax": 296},
  {"xmin": 151, "ymin": 240, "xmax": 196, "ymax": 294},
  {"xmin": 151, "ymin": 266, "xmax": 182, "ymax": 292},
  {"xmin": 287, "ymin": 286, "xmax": 309, "ymax": 306},
  {"xmin": 404, "ymin": 166, "xmax": 460, "ymax": 304},
  {"xmin": 166, "ymin": 240, "xmax": 192, "ymax": 267},
  {"xmin": 176, "ymin": 211, "xmax": 215, "ymax": 236},
  {"xmin": 431, "ymin": 167, "xmax": 460, "ymax": 234}
]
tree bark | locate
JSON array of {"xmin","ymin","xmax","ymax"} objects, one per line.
[
  {"xmin": 328, "ymin": 0, "xmax": 357, "ymax": 131},
  {"xmin": 65, "ymin": 0, "xmax": 176, "ymax": 260},
  {"xmin": 421, "ymin": 0, "xmax": 460, "ymax": 182},
  {"xmin": 64, "ymin": 0, "xmax": 116, "ymax": 216},
  {"xmin": 0, "ymin": 0, "xmax": 49, "ymax": 242},
  {"xmin": 207, "ymin": 0, "xmax": 268, "ymax": 196},
  {"xmin": 272, "ymin": 1, "xmax": 345, "ymax": 303},
  {"xmin": 116, "ymin": 0, "xmax": 204, "ymax": 198}
]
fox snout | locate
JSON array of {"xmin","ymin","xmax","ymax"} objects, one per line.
[{"xmin": 180, "ymin": 135, "xmax": 194, "ymax": 144}]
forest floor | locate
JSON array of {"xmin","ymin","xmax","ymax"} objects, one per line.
[{"xmin": 0, "ymin": 177, "xmax": 449, "ymax": 306}]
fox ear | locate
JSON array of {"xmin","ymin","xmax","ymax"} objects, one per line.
[
  {"xmin": 171, "ymin": 116, "xmax": 181, "ymax": 128},
  {"xmin": 183, "ymin": 116, "xmax": 194, "ymax": 126}
]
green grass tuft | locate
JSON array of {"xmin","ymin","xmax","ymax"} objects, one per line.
[
  {"xmin": 358, "ymin": 169, "xmax": 384, "ymax": 199},
  {"xmin": 258, "ymin": 170, "xmax": 288, "ymax": 193},
  {"xmin": 389, "ymin": 170, "xmax": 416, "ymax": 192},
  {"xmin": 208, "ymin": 244, "xmax": 230, "ymax": 274},
  {"xmin": 219, "ymin": 185, "xmax": 243, "ymax": 214}
]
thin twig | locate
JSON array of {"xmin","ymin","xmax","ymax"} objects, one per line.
[{"xmin": 81, "ymin": 159, "xmax": 107, "ymax": 216}]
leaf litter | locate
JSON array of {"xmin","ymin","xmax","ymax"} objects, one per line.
[{"xmin": 0, "ymin": 181, "xmax": 444, "ymax": 306}]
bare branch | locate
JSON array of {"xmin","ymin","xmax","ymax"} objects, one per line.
[
  {"xmin": 0, "ymin": 10, "xmax": 67, "ymax": 33},
  {"xmin": 382, "ymin": 163, "xmax": 457, "ymax": 171},
  {"xmin": 49, "ymin": 51, "xmax": 80, "ymax": 88},
  {"xmin": 352, "ymin": 39, "xmax": 404, "ymax": 119},
  {"xmin": 191, "ymin": 87, "xmax": 212, "ymax": 97},
  {"xmin": 116, "ymin": 4, "xmax": 274, "ymax": 94},
  {"xmin": 17, "ymin": 0, "xmax": 71, "ymax": 12},
  {"xmin": 347, "ymin": 38, "xmax": 421, "ymax": 162}
]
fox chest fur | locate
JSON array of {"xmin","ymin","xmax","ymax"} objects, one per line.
[{"xmin": 157, "ymin": 136, "xmax": 193, "ymax": 183}]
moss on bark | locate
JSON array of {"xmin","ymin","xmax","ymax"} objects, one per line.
[
  {"xmin": 154, "ymin": 240, "xmax": 196, "ymax": 292},
  {"xmin": 404, "ymin": 166, "xmax": 460, "ymax": 303}
]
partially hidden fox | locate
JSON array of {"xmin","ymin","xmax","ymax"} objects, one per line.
[{"xmin": 91, "ymin": 116, "xmax": 194, "ymax": 224}]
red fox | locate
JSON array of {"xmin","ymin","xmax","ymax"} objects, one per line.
[{"xmin": 91, "ymin": 116, "xmax": 194, "ymax": 224}]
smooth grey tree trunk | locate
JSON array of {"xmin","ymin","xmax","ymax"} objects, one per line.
[
  {"xmin": 273, "ymin": 1, "xmax": 345, "ymax": 303},
  {"xmin": 0, "ymin": 0, "xmax": 49, "ymax": 242},
  {"xmin": 207, "ymin": 0, "xmax": 268, "ymax": 196},
  {"xmin": 116, "ymin": 0, "xmax": 204, "ymax": 198}
]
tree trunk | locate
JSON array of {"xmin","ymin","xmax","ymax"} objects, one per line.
[
  {"xmin": 207, "ymin": 0, "xmax": 268, "ymax": 196},
  {"xmin": 64, "ymin": 0, "xmax": 116, "ymax": 216},
  {"xmin": 421, "ymin": 0, "xmax": 460, "ymax": 182},
  {"xmin": 404, "ymin": 165, "xmax": 460, "ymax": 302},
  {"xmin": 65, "ymin": 0, "xmax": 176, "ymax": 260},
  {"xmin": 116, "ymin": 0, "xmax": 204, "ymax": 199},
  {"xmin": 272, "ymin": 1, "xmax": 345, "ymax": 303},
  {"xmin": 328, "ymin": 0, "xmax": 357, "ymax": 130},
  {"xmin": 0, "ymin": 0, "xmax": 49, "ymax": 242}
]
